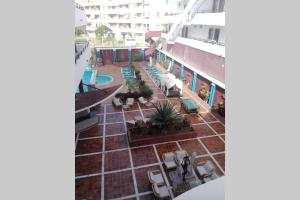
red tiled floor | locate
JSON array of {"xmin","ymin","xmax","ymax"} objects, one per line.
[
  {"xmin": 156, "ymin": 93, "xmax": 166, "ymax": 99},
  {"xmin": 178, "ymin": 139, "xmax": 208, "ymax": 156},
  {"xmin": 200, "ymin": 112, "xmax": 217, "ymax": 122},
  {"xmin": 79, "ymin": 125, "xmax": 103, "ymax": 138},
  {"xmin": 134, "ymin": 165, "xmax": 161, "ymax": 193},
  {"xmin": 139, "ymin": 102, "xmax": 156, "ymax": 109},
  {"xmin": 105, "ymin": 134, "xmax": 128, "ymax": 151},
  {"xmin": 76, "ymin": 154, "xmax": 102, "ymax": 176},
  {"xmin": 125, "ymin": 102, "xmax": 140, "ymax": 111},
  {"xmin": 221, "ymin": 135, "xmax": 225, "ymax": 140},
  {"xmin": 131, "ymin": 146, "xmax": 158, "ymax": 167},
  {"xmin": 104, "ymin": 170, "xmax": 135, "ymax": 199},
  {"xmin": 140, "ymin": 194, "xmax": 156, "ymax": 200},
  {"xmin": 186, "ymin": 113, "xmax": 204, "ymax": 124},
  {"xmin": 201, "ymin": 136, "xmax": 225, "ymax": 153},
  {"xmin": 209, "ymin": 122, "xmax": 225, "ymax": 134},
  {"xmin": 75, "ymin": 176, "xmax": 101, "ymax": 200},
  {"xmin": 76, "ymin": 138, "xmax": 102, "ymax": 155},
  {"xmin": 155, "ymin": 142, "xmax": 179, "ymax": 160},
  {"xmin": 106, "ymin": 104, "xmax": 122, "ymax": 113},
  {"xmin": 213, "ymin": 153, "xmax": 225, "ymax": 171},
  {"xmin": 104, "ymin": 150, "xmax": 131, "ymax": 171},
  {"xmin": 97, "ymin": 114, "xmax": 104, "ymax": 124},
  {"xmin": 195, "ymin": 156, "xmax": 223, "ymax": 176},
  {"xmin": 125, "ymin": 111, "xmax": 143, "ymax": 121},
  {"xmin": 168, "ymin": 98, "xmax": 181, "ymax": 107},
  {"xmin": 142, "ymin": 109, "xmax": 156, "ymax": 118},
  {"xmin": 106, "ymin": 113, "xmax": 124, "ymax": 123},
  {"xmin": 91, "ymin": 105, "xmax": 104, "ymax": 114},
  {"xmin": 105, "ymin": 122, "xmax": 126, "ymax": 135},
  {"xmin": 192, "ymin": 124, "xmax": 215, "ymax": 137}
]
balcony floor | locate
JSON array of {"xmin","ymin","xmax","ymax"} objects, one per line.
[{"xmin": 75, "ymin": 62, "xmax": 225, "ymax": 200}]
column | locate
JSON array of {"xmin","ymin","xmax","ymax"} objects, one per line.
[
  {"xmin": 128, "ymin": 48, "xmax": 132, "ymax": 62},
  {"xmin": 112, "ymin": 48, "xmax": 116, "ymax": 63},
  {"xmin": 191, "ymin": 71, "xmax": 197, "ymax": 92},
  {"xmin": 208, "ymin": 83, "xmax": 216, "ymax": 107},
  {"xmin": 141, "ymin": 48, "xmax": 145, "ymax": 61},
  {"xmin": 180, "ymin": 64, "xmax": 184, "ymax": 79}
]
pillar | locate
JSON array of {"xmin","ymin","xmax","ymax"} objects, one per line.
[
  {"xmin": 191, "ymin": 71, "xmax": 197, "ymax": 92},
  {"xmin": 141, "ymin": 48, "xmax": 145, "ymax": 61},
  {"xmin": 112, "ymin": 48, "xmax": 116, "ymax": 63},
  {"xmin": 208, "ymin": 83, "xmax": 216, "ymax": 107},
  {"xmin": 180, "ymin": 64, "xmax": 184, "ymax": 79},
  {"xmin": 79, "ymin": 80, "xmax": 84, "ymax": 93},
  {"xmin": 128, "ymin": 48, "xmax": 132, "ymax": 62}
]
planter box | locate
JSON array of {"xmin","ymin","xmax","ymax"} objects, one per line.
[{"xmin": 127, "ymin": 127, "xmax": 197, "ymax": 147}]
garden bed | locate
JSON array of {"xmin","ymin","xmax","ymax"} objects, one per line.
[{"xmin": 127, "ymin": 126, "xmax": 197, "ymax": 147}]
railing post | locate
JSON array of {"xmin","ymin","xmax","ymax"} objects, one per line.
[
  {"xmin": 141, "ymin": 48, "xmax": 145, "ymax": 61},
  {"xmin": 128, "ymin": 48, "xmax": 132, "ymax": 62},
  {"xmin": 192, "ymin": 71, "xmax": 197, "ymax": 92},
  {"xmin": 180, "ymin": 64, "xmax": 184, "ymax": 79},
  {"xmin": 113, "ymin": 48, "xmax": 116, "ymax": 63},
  {"xmin": 208, "ymin": 83, "xmax": 216, "ymax": 107}
]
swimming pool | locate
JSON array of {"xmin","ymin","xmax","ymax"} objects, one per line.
[{"xmin": 95, "ymin": 75, "xmax": 113, "ymax": 85}]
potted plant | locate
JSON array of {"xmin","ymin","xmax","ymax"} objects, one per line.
[
  {"xmin": 126, "ymin": 80, "xmax": 136, "ymax": 93},
  {"xmin": 199, "ymin": 88, "xmax": 210, "ymax": 102}
]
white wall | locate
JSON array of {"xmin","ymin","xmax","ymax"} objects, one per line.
[
  {"xmin": 75, "ymin": 6, "xmax": 87, "ymax": 27},
  {"xmin": 218, "ymin": 27, "xmax": 225, "ymax": 44},
  {"xmin": 197, "ymin": 0, "xmax": 214, "ymax": 13}
]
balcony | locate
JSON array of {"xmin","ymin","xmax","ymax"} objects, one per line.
[
  {"xmin": 176, "ymin": 37, "xmax": 225, "ymax": 57},
  {"xmin": 188, "ymin": 12, "xmax": 225, "ymax": 27}
]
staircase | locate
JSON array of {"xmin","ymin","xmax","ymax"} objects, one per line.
[
  {"xmin": 165, "ymin": 0, "xmax": 206, "ymax": 44},
  {"xmin": 144, "ymin": 31, "xmax": 161, "ymax": 57}
]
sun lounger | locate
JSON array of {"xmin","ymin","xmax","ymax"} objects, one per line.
[
  {"xmin": 147, "ymin": 170, "xmax": 165, "ymax": 186},
  {"xmin": 112, "ymin": 97, "xmax": 123, "ymax": 107},
  {"xmin": 126, "ymin": 98, "xmax": 134, "ymax": 106},
  {"xmin": 180, "ymin": 97, "xmax": 199, "ymax": 113},
  {"xmin": 175, "ymin": 150, "xmax": 188, "ymax": 164},
  {"xmin": 138, "ymin": 96, "xmax": 148, "ymax": 105},
  {"xmin": 162, "ymin": 152, "xmax": 177, "ymax": 170},
  {"xmin": 196, "ymin": 160, "xmax": 219, "ymax": 183}
]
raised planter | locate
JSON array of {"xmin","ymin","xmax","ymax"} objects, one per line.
[{"xmin": 127, "ymin": 127, "xmax": 197, "ymax": 147}]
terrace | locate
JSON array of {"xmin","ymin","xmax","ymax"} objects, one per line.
[{"xmin": 75, "ymin": 61, "xmax": 225, "ymax": 200}]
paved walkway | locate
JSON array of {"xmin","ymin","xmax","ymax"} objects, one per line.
[{"xmin": 75, "ymin": 62, "xmax": 225, "ymax": 200}]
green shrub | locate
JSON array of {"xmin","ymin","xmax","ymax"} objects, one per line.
[
  {"xmin": 182, "ymin": 117, "xmax": 190, "ymax": 127},
  {"xmin": 140, "ymin": 85, "xmax": 153, "ymax": 98}
]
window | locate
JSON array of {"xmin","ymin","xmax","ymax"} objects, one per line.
[
  {"xmin": 208, "ymin": 28, "xmax": 220, "ymax": 42},
  {"xmin": 212, "ymin": 0, "xmax": 225, "ymax": 12},
  {"xmin": 214, "ymin": 29, "xmax": 220, "ymax": 42},
  {"xmin": 208, "ymin": 28, "xmax": 214, "ymax": 40}
]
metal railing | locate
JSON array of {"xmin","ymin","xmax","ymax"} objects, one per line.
[{"xmin": 75, "ymin": 42, "xmax": 89, "ymax": 64}]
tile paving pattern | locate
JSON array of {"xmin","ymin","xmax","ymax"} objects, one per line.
[{"xmin": 75, "ymin": 64, "xmax": 225, "ymax": 200}]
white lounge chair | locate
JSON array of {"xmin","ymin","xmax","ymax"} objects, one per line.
[
  {"xmin": 175, "ymin": 150, "xmax": 188, "ymax": 165},
  {"xmin": 138, "ymin": 96, "xmax": 148, "ymax": 105},
  {"xmin": 147, "ymin": 170, "xmax": 165, "ymax": 186},
  {"xmin": 112, "ymin": 97, "xmax": 122, "ymax": 107},
  {"xmin": 150, "ymin": 96, "xmax": 159, "ymax": 104},
  {"xmin": 196, "ymin": 160, "xmax": 218, "ymax": 183},
  {"xmin": 162, "ymin": 152, "xmax": 177, "ymax": 170},
  {"xmin": 126, "ymin": 98, "xmax": 134, "ymax": 106},
  {"xmin": 152, "ymin": 183, "xmax": 170, "ymax": 199}
]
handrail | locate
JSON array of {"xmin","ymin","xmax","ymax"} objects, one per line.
[{"xmin": 75, "ymin": 42, "xmax": 89, "ymax": 64}]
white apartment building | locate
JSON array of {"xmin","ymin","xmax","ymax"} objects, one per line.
[{"xmin": 75, "ymin": 0, "xmax": 190, "ymax": 41}]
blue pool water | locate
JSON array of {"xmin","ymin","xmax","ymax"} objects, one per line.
[
  {"xmin": 82, "ymin": 70, "xmax": 93, "ymax": 85},
  {"xmin": 95, "ymin": 75, "xmax": 113, "ymax": 85}
]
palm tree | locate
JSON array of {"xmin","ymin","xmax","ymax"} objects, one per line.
[
  {"xmin": 95, "ymin": 25, "xmax": 112, "ymax": 46},
  {"xmin": 75, "ymin": 27, "xmax": 84, "ymax": 37},
  {"xmin": 150, "ymin": 101, "xmax": 182, "ymax": 130}
]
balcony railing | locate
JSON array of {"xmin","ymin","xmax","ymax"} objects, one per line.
[
  {"xmin": 75, "ymin": 42, "xmax": 89, "ymax": 64},
  {"xmin": 184, "ymin": 36, "xmax": 225, "ymax": 46}
]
